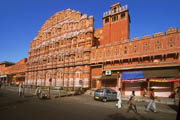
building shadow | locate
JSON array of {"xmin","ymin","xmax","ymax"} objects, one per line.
[
  {"xmin": 0, "ymin": 99, "xmax": 29, "ymax": 111},
  {"xmin": 168, "ymin": 104, "xmax": 178, "ymax": 112},
  {"xmin": 24, "ymin": 95, "xmax": 34, "ymax": 98},
  {"xmin": 0, "ymin": 99, "xmax": 28, "ymax": 108},
  {"xmin": 105, "ymin": 113, "xmax": 153, "ymax": 120}
]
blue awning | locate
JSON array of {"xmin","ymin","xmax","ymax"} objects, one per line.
[{"xmin": 121, "ymin": 71, "xmax": 145, "ymax": 79}]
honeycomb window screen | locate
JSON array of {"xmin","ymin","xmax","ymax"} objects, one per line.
[
  {"xmin": 168, "ymin": 38, "xmax": 176, "ymax": 48},
  {"xmin": 133, "ymin": 45, "xmax": 138, "ymax": 53},
  {"xmin": 106, "ymin": 49, "xmax": 111, "ymax": 58},
  {"xmin": 114, "ymin": 48, "xmax": 119, "ymax": 56},
  {"xmin": 143, "ymin": 42, "xmax": 149, "ymax": 52},
  {"xmin": 124, "ymin": 46, "xmax": 128, "ymax": 55},
  {"xmin": 155, "ymin": 40, "xmax": 162, "ymax": 49}
]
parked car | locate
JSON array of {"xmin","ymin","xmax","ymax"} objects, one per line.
[{"xmin": 94, "ymin": 88, "xmax": 117, "ymax": 102}]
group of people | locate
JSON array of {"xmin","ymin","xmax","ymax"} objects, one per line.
[
  {"xmin": 18, "ymin": 84, "xmax": 43, "ymax": 97},
  {"xmin": 116, "ymin": 88, "xmax": 157, "ymax": 113}
]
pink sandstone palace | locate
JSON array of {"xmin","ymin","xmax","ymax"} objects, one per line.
[{"xmin": 0, "ymin": 3, "xmax": 180, "ymax": 97}]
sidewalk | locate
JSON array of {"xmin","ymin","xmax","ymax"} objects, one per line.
[{"xmin": 1, "ymin": 85, "xmax": 78, "ymax": 98}]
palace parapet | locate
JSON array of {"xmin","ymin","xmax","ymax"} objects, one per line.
[{"xmin": 90, "ymin": 27, "xmax": 180, "ymax": 68}]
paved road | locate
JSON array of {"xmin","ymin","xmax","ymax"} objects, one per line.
[{"xmin": 0, "ymin": 89, "xmax": 177, "ymax": 120}]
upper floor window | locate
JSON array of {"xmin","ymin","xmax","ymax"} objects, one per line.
[
  {"xmin": 99, "ymin": 51, "xmax": 102, "ymax": 58},
  {"xmin": 121, "ymin": 12, "xmax": 125, "ymax": 19},
  {"xmin": 168, "ymin": 38, "xmax": 176, "ymax": 48},
  {"xmin": 113, "ymin": 7, "xmax": 117, "ymax": 13},
  {"xmin": 143, "ymin": 42, "xmax": 149, "ymax": 52},
  {"xmin": 112, "ymin": 15, "xmax": 118, "ymax": 22},
  {"xmin": 114, "ymin": 48, "xmax": 119, "ymax": 56},
  {"xmin": 55, "ymin": 42, "xmax": 59, "ymax": 47},
  {"xmin": 124, "ymin": 46, "xmax": 128, "ymax": 55},
  {"xmin": 58, "ymin": 56, "xmax": 64, "ymax": 62},
  {"xmin": 133, "ymin": 45, "xmax": 138, "ymax": 53},
  {"xmin": 50, "ymin": 44, "xmax": 53, "ymax": 48},
  {"xmin": 48, "ymin": 57, "xmax": 50, "ymax": 63},
  {"xmin": 106, "ymin": 49, "xmax": 111, "ymax": 58},
  {"xmin": 105, "ymin": 18, "xmax": 109, "ymax": 23},
  {"xmin": 85, "ymin": 53, "xmax": 89, "ymax": 57},
  {"xmin": 92, "ymin": 53, "xmax": 96, "ymax": 59},
  {"xmin": 155, "ymin": 40, "xmax": 162, "ymax": 49},
  {"xmin": 45, "ymin": 46, "xmax": 49, "ymax": 50}
]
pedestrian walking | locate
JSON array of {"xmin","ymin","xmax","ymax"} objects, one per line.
[
  {"xmin": 35, "ymin": 86, "xmax": 41, "ymax": 97},
  {"xmin": 146, "ymin": 88, "xmax": 157, "ymax": 112},
  {"xmin": 18, "ymin": 83, "xmax": 24, "ymax": 97},
  {"xmin": 116, "ymin": 88, "xmax": 122, "ymax": 109},
  {"xmin": 176, "ymin": 89, "xmax": 180, "ymax": 120},
  {"xmin": 143, "ymin": 88, "xmax": 147, "ymax": 97},
  {"xmin": 126, "ymin": 91, "xmax": 138, "ymax": 113},
  {"xmin": 0, "ymin": 80, "xmax": 2, "ymax": 89}
]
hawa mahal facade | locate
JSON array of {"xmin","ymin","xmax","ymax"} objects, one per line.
[
  {"xmin": 26, "ymin": 7, "xmax": 94, "ymax": 88},
  {"xmin": 1, "ymin": 3, "xmax": 179, "ymax": 97}
]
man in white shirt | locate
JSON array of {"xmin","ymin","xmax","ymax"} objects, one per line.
[
  {"xmin": 18, "ymin": 83, "xmax": 24, "ymax": 97},
  {"xmin": 116, "ymin": 88, "xmax": 122, "ymax": 109}
]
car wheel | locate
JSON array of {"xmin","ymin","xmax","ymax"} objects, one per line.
[{"xmin": 102, "ymin": 98, "xmax": 107, "ymax": 102}]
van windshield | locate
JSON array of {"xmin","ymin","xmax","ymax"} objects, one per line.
[
  {"xmin": 108, "ymin": 88, "xmax": 116, "ymax": 92},
  {"xmin": 96, "ymin": 89, "xmax": 103, "ymax": 93}
]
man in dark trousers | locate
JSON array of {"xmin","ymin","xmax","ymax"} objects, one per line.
[
  {"xmin": 0, "ymin": 80, "xmax": 2, "ymax": 89},
  {"xmin": 176, "ymin": 89, "xmax": 180, "ymax": 120},
  {"xmin": 146, "ymin": 88, "xmax": 157, "ymax": 112}
]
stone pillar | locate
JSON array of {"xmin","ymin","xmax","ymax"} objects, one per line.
[
  {"xmin": 83, "ymin": 65, "xmax": 90, "ymax": 88},
  {"xmin": 42, "ymin": 70, "xmax": 46, "ymax": 86},
  {"xmin": 64, "ymin": 68, "xmax": 69, "ymax": 87},
  {"xmin": 37, "ymin": 71, "xmax": 41, "ymax": 86},
  {"xmin": 25, "ymin": 72, "xmax": 28, "ymax": 85},
  {"xmin": 69, "ymin": 67, "xmax": 74, "ymax": 88},
  {"xmin": 56, "ymin": 68, "xmax": 64, "ymax": 86},
  {"xmin": 56, "ymin": 70, "xmax": 60, "ymax": 86},
  {"xmin": 52, "ymin": 69, "xmax": 57, "ymax": 86}
]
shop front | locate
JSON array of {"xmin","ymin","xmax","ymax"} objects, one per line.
[
  {"xmin": 121, "ymin": 71, "xmax": 146, "ymax": 96},
  {"xmin": 0, "ymin": 75, "xmax": 7, "ymax": 83},
  {"xmin": 99, "ymin": 75, "xmax": 119, "ymax": 91},
  {"xmin": 144, "ymin": 69, "xmax": 180, "ymax": 97}
]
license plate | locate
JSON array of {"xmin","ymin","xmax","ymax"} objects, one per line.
[{"xmin": 95, "ymin": 96, "xmax": 99, "ymax": 99}]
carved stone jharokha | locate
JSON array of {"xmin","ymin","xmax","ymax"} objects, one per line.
[{"xmin": 26, "ymin": 8, "xmax": 94, "ymax": 88}]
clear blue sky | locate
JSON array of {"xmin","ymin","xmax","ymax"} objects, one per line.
[{"xmin": 0, "ymin": 0, "xmax": 179, "ymax": 63}]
